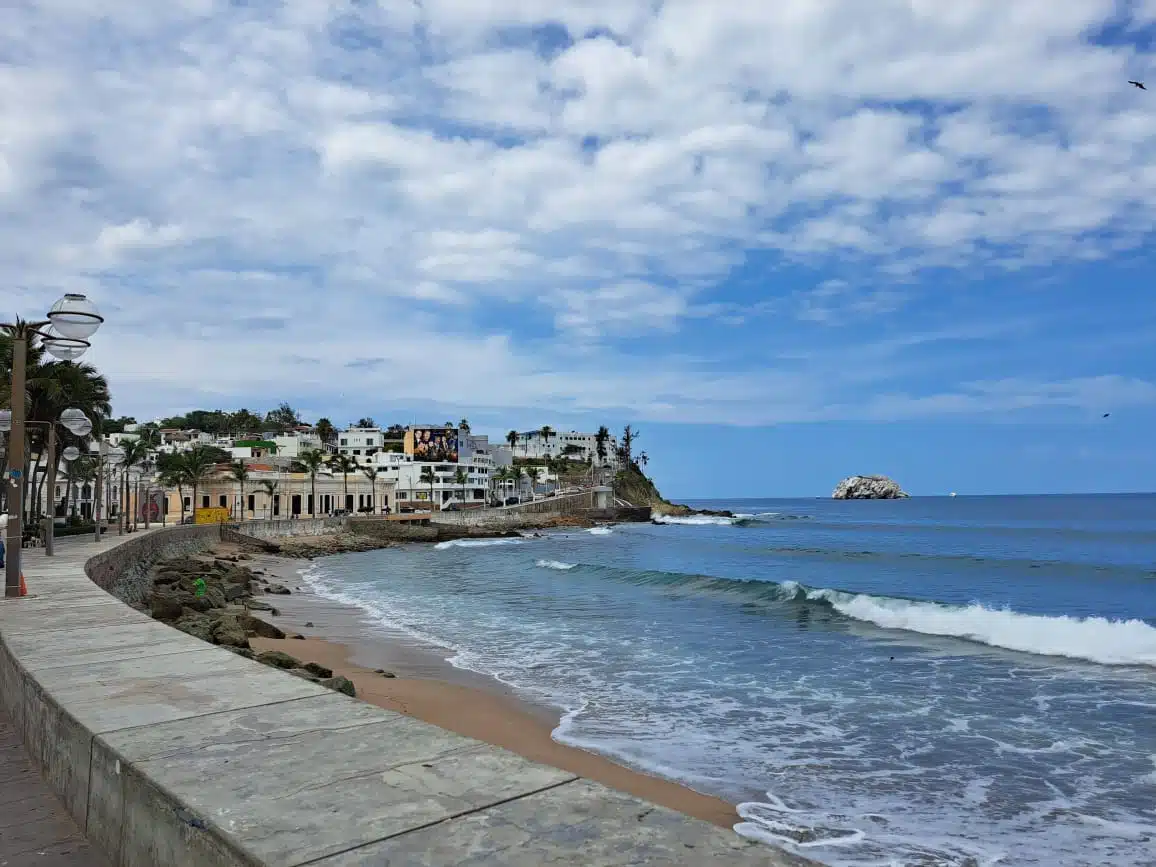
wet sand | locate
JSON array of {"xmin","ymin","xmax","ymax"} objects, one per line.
[{"xmin": 246, "ymin": 553, "xmax": 739, "ymax": 829}]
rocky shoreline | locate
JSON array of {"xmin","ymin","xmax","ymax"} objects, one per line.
[{"xmin": 138, "ymin": 548, "xmax": 368, "ymax": 696}]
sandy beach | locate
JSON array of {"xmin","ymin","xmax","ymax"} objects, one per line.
[{"xmin": 245, "ymin": 552, "xmax": 739, "ymax": 829}]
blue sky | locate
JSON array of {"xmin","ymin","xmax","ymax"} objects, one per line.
[{"xmin": 3, "ymin": 0, "xmax": 1155, "ymax": 497}]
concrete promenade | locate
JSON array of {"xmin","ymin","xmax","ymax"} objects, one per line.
[
  {"xmin": 0, "ymin": 526, "xmax": 809, "ymax": 866},
  {"xmin": 1, "ymin": 703, "xmax": 107, "ymax": 866}
]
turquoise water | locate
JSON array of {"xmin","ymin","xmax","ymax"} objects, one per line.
[{"xmin": 302, "ymin": 494, "xmax": 1156, "ymax": 866}]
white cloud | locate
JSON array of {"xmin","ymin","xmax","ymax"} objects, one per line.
[{"xmin": 2, "ymin": 0, "xmax": 1154, "ymax": 425}]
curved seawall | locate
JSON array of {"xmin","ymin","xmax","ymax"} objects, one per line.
[{"xmin": 0, "ymin": 525, "xmax": 808, "ymax": 866}]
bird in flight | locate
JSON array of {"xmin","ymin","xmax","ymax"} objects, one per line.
[
  {"xmin": 1129, "ymin": 80, "xmax": 1147, "ymax": 90},
  {"xmin": 1103, "ymin": 413, "xmax": 1111, "ymax": 418}
]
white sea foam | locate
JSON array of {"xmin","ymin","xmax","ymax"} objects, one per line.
[
  {"xmin": 535, "ymin": 559, "xmax": 577, "ymax": 571},
  {"xmin": 809, "ymin": 589, "xmax": 1156, "ymax": 667},
  {"xmin": 587, "ymin": 526, "xmax": 613, "ymax": 535},
  {"xmin": 653, "ymin": 514, "xmax": 737, "ymax": 525},
  {"xmin": 433, "ymin": 538, "xmax": 524, "ymax": 550}
]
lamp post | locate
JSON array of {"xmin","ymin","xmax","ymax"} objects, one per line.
[
  {"xmin": 0, "ymin": 410, "xmax": 93, "ymax": 557},
  {"xmin": 3, "ymin": 294, "xmax": 103, "ymax": 597}
]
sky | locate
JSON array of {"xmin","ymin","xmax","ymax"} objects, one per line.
[{"xmin": 3, "ymin": 0, "xmax": 1155, "ymax": 498}]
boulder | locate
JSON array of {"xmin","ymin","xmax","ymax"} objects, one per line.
[
  {"xmin": 244, "ymin": 616, "xmax": 285, "ymax": 640},
  {"xmin": 149, "ymin": 596, "xmax": 185, "ymax": 622},
  {"xmin": 266, "ymin": 583, "xmax": 292, "ymax": 595},
  {"xmin": 302, "ymin": 662, "xmax": 333, "ymax": 678},
  {"xmin": 321, "ymin": 676, "xmax": 356, "ymax": 697},
  {"xmin": 174, "ymin": 613, "xmax": 216, "ymax": 643},
  {"xmin": 211, "ymin": 615, "xmax": 251, "ymax": 649},
  {"xmin": 832, "ymin": 475, "xmax": 909, "ymax": 500},
  {"xmin": 256, "ymin": 650, "xmax": 300, "ymax": 670}
]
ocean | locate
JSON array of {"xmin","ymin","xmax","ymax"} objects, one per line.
[{"xmin": 299, "ymin": 494, "xmax": 1156, "ymax": 866}]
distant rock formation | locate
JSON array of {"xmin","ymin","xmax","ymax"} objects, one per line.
[{"xmin": 832, "ymin": 475, "xmax": 909, "ymax": 500}]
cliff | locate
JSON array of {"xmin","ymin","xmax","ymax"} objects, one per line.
[{"xmin": 613, "ymin": 462, "xmax": 728, "ymax": 517}]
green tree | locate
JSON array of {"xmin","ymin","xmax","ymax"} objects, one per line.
[
  {"xmin": 621, "ymin": 425, "xmax": 636, "ymax": 463},
  {"xmin": 229, "ymin": 408, "xmax": 265, "ymax": 436},
  {"xmin": 119, "ymin": 437, "xmax": 153, "ymax": 531},
  {"xmin": 454, "ymin": 466, "xmax": 468, "ymax": 505},
  {"xmin": 595, "ymin": 426, "xmax": 610, "ymax": 465},
  {"xmin": 459, "ymin": 418, "xmax": 470, "ymax": 433},
  {"xmin": 419, "ymin": 465, "xmax": 437, "ymax": 509},
  {"xmin": 265, "ymin": 402, "xmax": 301, "ymax": 432},
  {"xmin": 1, "ymin": 330, "xmax": 111, "ymax": 521},
  {"xmin": 506, "ymin": 430, "xmax": 518, "ymax": 450},
  {"xmin": 180, "ymin": 445, "xmax": 219, "ymax": 517},
  {"xmin": 158, "ymin": 466, "xmax": 188, "ymax": 524},
  {"xmin": 299, "ymin": 449, "xmax": 326, "ymax": 516},
  {"xmin": 332, "ymin": 453, "xmax": 356, "ymax": 511},
  {"xmin": 362, "ymin": 466, "xmax": 379, "ymax": 513},
  {"xmin": 63, "ymin": 455, "xmax": 95, "ymax": 521},
  {"xmin": 260, "ymin": 479, "xmax": 279, "ymax": 519},
  {"xmin": 511, "ymin": 465, "xmax": 526, "ymax": 500},
  {"xmin": 315, "ymin": 417, "xmax": 336, "ymax": 446},
  {"xmin": 229, "ymin": 460, "xmax": 249, "ymax": 522},
  {"xmin": 356, "ymin": 417, "xmax": 376, "ymax": 429}
]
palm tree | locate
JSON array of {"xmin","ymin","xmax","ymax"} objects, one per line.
[
  {"xmin": 362, "ymin": 466, "xmax": 380, "ymax": 514},
  {"xmin": 314, "ymin": 417, "xmax": 336, "ymax": 448},
  {"xmin": 158, "ymin": 466, "xmax": 187, "ymax": 524},
  {"xmin": 119, "ymin": 437, "xmax": 152, "ymax": 531},
  {"xmin": 454, "ymin": 466, "xmax": 468, "ymax": 505},
  {"xmin": 511, "ymin": 465, "xmax": 526, "ymax": 501},
  {"xmin": 63, "ymin": 455, "xmax": 94, "ymax": 521},
  {"xmin": 506, "ymin": 429, "xmax": 518, "ymax": 453},
  {"xmin": 2, "ymin": 328, "xmax": 111, "ymax": 522},
  {"xmin": 260, "ymin": 479, "xmax": 279, "ymax": 520},
  {"xmin": 331, "ymin": 453, "xmax": 356, "ymax": 512},
  {"xmin": 299, "ymin": 449, "xmax": 326, "ymax": 516},
  {"xmin": 229, "ymin": 460, "xmax": 249, "ymax": 522},
  {"xmin": 419, "ymin": 465, "xmax": 437, "ymax": 510},
  {"xmin": 595, "ymin": 426, "xmax": 610, "ymax": 466},
  {"xmin": 180, "ymin": 445, "xmax": 219, "ymax": 519},
  {"xmin": 539, "ymin": 425, "xmax": 554, "ymax": 457}
]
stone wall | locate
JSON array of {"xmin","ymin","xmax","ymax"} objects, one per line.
[
  {"xmin": 84, "ymin": 525, "xmax": 222, "ymax": 606},
  {"xmin": 225, "ymin": 517, "xmax": 343, "ymax": 539},
  {"xmin": 429, "ymin": 491, "xmax": 596, "ymax": 527}
]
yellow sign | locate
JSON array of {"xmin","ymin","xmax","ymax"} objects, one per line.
[{"xmin": 194, "ymin": 507, "xmax": 231, "ymax": 525}]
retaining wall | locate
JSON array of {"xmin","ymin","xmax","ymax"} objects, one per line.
[
  {"xmin": 85, "ymin": 524, "xmax": 223, "ymax": 606},
  {"xmin": 0, "ymin": 525, "xmax": 808, "ymax": 867},
  {"xmin": 429, "ymin": 491, "xmax": 596, "ymax": 526}
]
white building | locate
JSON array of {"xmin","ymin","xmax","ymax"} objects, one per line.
[
  {"xmin": 336, "ymin": 426, "xmax": 393, "ymax": 462},
  {"xmin": 509, "ymin": 430, "xmax": 618, "ymax": 465}
]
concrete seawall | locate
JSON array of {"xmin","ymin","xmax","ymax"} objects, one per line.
[{"xmin": 0, "ymin": 526, "xmax": 810, "ymax": 866}]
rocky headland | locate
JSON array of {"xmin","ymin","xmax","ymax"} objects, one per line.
[
  {"xmin": 832, "ymin": 475, "xmax": 909, "ymax": 500},
  {"xmin": 613, "ymin": 461, "xmax": 732, "ymax": 518}
]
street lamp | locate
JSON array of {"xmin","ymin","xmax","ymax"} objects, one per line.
[
  {"xmin": 0, "ymin": 407, "xmax": 93, "ymax": 557},
  {"xmin": 3, "ymin": 294, "xmax": 103, "ymax": 597}
]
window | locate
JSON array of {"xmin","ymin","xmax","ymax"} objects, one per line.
[
  {"xmin": 184, "ymin": 496, "xmax": 191, "ymax": 508},
  {"xmin": 353, "ymin": 449, "xmax": 361, "ymax": 456},
  {"xmin": 340, "ymin": 438, "xmax": 348, "ymax": 446},
  {"xmin": 248, "ymin": 494, "xmax": 255, "ymax": 512},
  {"xmin": 201, "ymin": 495, "xmax": 210, "ymax": 508},
  {"xmin": 219, "ymin": 495, "xmax": 228, "ymax": 508}
]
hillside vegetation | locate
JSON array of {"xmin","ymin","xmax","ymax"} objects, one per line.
[{"xmin": 613, "ymin": 461, "xmax": 692, "ymax": 516}]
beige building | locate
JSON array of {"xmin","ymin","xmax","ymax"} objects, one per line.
[{"xmin": 117, "ymin": 468, "xmax": 396, "ymax": 523}]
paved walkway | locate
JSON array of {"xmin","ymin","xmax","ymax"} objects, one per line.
[{"xmin": 0, "ymin": 706, "xmax": 107, "ymax": 866}]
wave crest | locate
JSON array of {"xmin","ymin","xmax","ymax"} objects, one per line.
[
  {"xmin": 433, "ymin": 538, "xmax": 524, "ymax": 550},
  {"xmin": 591, "ymin": 566, "xmax": 1156, "ymax": 668},
  {"xmin": 536, "ymin": 559, "xmax": 577, "ymax": 571}
]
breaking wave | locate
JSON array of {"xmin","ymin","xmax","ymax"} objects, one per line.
[
  {"xmin": 433, "ymin": 538, "xmax": 524, "ymax": 550},
  {"xmin": 588, "ymin": 527, "xmax": 613, "ymax": 535},
  {"xmin": 580, "ymin": 565, "xmax": 1156, "ymax": 668},
  {"xmin": 536, "ymin": 559, "xmax": 577, "ymax": 571},
  {"xmin": 654, "ymin": 512, "xmax": 810, "ymax": 526}
]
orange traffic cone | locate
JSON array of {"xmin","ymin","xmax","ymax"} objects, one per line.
[{"xmin": 19, "ymin": 573, "xmax": 27, "ymax": 597}]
